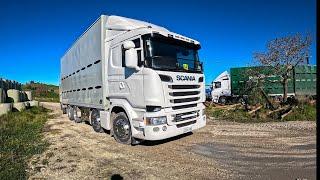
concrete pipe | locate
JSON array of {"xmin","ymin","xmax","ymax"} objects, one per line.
[
  {"xmin": 7, "ymin": 89, "xmax": 20, "ymax": 103},
  {"xmin": 13, "ymin": 102, "xmax": 26, "ymax": 112},
  {"xmin": 25, "ymin": 91, "xmax": 32, "ymax": 101},
  {"xmin": 0, "ymin": 88, "xmax": 6, "ymax": 103},
  {"xmin": 0, "ymin": 103, "xmax": 12, "ymax": 116},
  {"xmin": 29, "ymin": 100, "xmax": 39, "ymax": 107}
]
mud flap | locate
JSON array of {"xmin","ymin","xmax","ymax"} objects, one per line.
[{"xmin": 100, "ymin": 111, "xmax": 111, "ymax": 130}]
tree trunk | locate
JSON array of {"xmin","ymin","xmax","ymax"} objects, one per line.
[{"xmin": 283, "ymin": 78, "xmax": 288, "ymax": 102}]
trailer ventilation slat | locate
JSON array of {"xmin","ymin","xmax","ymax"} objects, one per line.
[{"xmin": 94, "ymin": 60, "xmax": 101, "ymax": 64}]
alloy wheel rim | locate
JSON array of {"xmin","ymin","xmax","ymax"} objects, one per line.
[{"xmin": 115, "ymin": 118, "xmax": 130, "ymax": 139}]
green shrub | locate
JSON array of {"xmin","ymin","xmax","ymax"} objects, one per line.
[
  {"xmin": 205, "ymin": 102, "xmax": 316, "ymax": 123},
  {"xmin": 283, "ymin": 103, "xmax": 316, "ymax": 121}
]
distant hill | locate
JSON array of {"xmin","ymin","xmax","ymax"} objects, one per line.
[{"xmin": 22, "ymin": 81, "xmax": 59, "ymax": 102}]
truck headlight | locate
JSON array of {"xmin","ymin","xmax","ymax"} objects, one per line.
[{"xmin": 145, "ymin": 116, "xmax": 167, "ymax": 126}]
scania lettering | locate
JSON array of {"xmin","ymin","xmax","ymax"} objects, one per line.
[{"xmin": 177, "ymin": 75, "xmax": 196, "ymax": 81}]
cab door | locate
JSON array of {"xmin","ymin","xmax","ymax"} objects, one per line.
[{"xmin": 108, "ymin": 37, "xmax": 144, "ymax": 108}]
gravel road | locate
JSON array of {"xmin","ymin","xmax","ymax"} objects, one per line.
[{"xmin": 27, "ymin": 102, "xmax": 316, "ymax": 180}]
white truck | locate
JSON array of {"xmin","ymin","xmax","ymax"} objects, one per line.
[
  {"xmin": 211, "ymin": 71, "xmax": 231, "ymax": 103},
  {"xmin": 60, "ymin": 15, "xmax": 206, "ymax": 145}
]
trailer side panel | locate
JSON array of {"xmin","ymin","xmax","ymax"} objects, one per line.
[{"xmin": 60, "ymin": 18, "xmax": 104, "ymax": 108}]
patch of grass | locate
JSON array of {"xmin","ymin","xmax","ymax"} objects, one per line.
[
  {"xmin": 283, "ymin": 103, "xmax": 316, "ymax": 121},
  {"xmin": 34, "ymin": 97, "xmax": 59, "ymax": 103},
  {"xmin": 205, "ymin": 103, "xmax": 316, "ymax": 123},
  {"xmin": 0, "ymin": 107, "xmax": 51, "ymax": 179}
]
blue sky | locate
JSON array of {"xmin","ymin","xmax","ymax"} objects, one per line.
[{"xmin": 0, "ymin": 0, "xmax": 316, "ymax": 85}]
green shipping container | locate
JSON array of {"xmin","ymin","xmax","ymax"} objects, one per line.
[
  {"xmin": 230, "ymin": 65, "xmax": 316, "ymax": 96},
  {"xmin": 294, "ymin": 65, "xmax": 317, "ymax": 96}
]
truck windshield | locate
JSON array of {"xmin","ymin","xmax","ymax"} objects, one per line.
[{"xmin": 144, "ymin": 37, "xmax": 202, "ymax": 73}]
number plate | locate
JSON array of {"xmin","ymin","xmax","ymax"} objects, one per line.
[{"xmin": 183, "ymin": 126, "xmax": 192, "ymax": 133}]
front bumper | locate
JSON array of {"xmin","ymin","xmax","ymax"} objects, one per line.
[
  {"xmin": 132, "ymin": 104, "xmax": 206, "ymax": 141},
  {"xmin": 142, "ymin": 115, "xmax": 206, "ymax": 141}
]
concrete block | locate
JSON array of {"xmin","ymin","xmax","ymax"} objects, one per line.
[
  {"xmin": 25, "ymin": 91, "xmax": 32, "ymax": 101},
  {"xmin": 29, "ymin": 100, "xmax": 39, "ymax": 107},
  {"xmin": 0, "ymin": 103, "xmax": 12, "ymax": 116},
  {"xmin": 24, "ymin": 101, "xmax": 30, "ymax": 108},
  {"xmin": 7, "ymin": 89, "xmax": 20, "ymax": 103},
  {"xmin": 13, "ymin": 102, "xmax": 26, "ymax": 112}
]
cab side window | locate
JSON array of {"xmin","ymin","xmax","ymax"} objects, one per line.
[
  {"xmin": 111, "ymin": 45, "xmax": 122, "ymax": 67},
  {"xmin": 214, "ymin": 82, "xmax": 221, "ymax": 89}
]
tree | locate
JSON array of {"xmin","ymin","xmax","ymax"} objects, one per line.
[{"xmin": 253, "ymin": 34, "xmax": 311, "ymax": 102}]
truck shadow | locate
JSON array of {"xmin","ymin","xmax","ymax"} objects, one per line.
[{"xmin": 138, "ymin": 132, "xmax": 193, "ymax": 146}]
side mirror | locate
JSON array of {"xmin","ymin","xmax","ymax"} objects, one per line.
[{"xmin": 123, "ymin": 41, "xmax": 139, "ymax": 70}]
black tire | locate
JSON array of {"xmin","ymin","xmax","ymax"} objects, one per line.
[
  {"xmin": 62, "ymin": 107, "xmax": 67, "ymax": 114},
  {"xmin": 218, "ymin": 96, "xmax": 226, "ymax": 104},
  {"xmin": 73, "ymin": 106, "xmax": 82, "ymax": 123},
  {"xmin": 91, "ymin": 109, "xmax": 104, "ymax": 133},
  {"xmin": 111, "ymin": 112, "xmax": 132, "ymax": 145},
  {"xmin": 67, "ymin": 105, "xmax": 74, "ymax": 120},
  {"xmin": 61, "ymin": 104, "xmax": 67, "ymax": 114}
]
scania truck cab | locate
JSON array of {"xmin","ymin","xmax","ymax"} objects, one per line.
[{"xmin": 60, "ymin": 15, "xmax": 206, "ymax": 144}]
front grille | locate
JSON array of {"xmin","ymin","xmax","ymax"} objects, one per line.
[
  {"xmin": 168, "ymin": 85, "xmax": 200, "ymax": 89},
  {"xmin": 167, "ymin": 83, "xmax": 202, "ymax": 125},
  {"xmin": 176, "ymin": 120, "xmax": 197, "ymax": 128},
  {"xmin": 170, "ymin": 97, "xmax": 200, "ymax": 103},
  {"xmin": 172, "ymin": 110, "xmax": 199, "ymax": 122},
  {"xmin": 169, "ymin": 91, "xmax": 200, "ymax": 96},
  {"xmin": 172, "ymin": 103, "xmax": 197, "ymax": 110},
  {"xmin": 168, "ymin": 84, "xmax": 201, "ymax": 106}
]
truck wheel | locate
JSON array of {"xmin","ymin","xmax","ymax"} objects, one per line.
[
  {"xmin": 91, "ymin": 109, "xmax": 103, "ymax": 133},
  {"xmin": 219, "ymin": 96, "xmax": 226, "ymax": 104},
  {"xmin": 73, "ymin": 106, "xmax": 82, "ymax": 123},
  {"xmin": 111, "ymin": 112, "xmax": 132, "ymax": 145},
  {"xmin": 61, "ymin": 104, "xmax": 67, "ymax": 114},
  {"xmin": 67, "ymin": 105, "xmax": 74, "ymax": 120},
  {"xmin": 62, "ymin": 107, "xmax": 67, "ymax": 114}
]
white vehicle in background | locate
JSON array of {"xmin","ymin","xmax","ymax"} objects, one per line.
[
  {"xmin": 60, "ymin": 15, "xmax": 206, "ymax": 145},
  {"xmin": 211, "ymin": 71, "xmax": 231, "ymax": 103}
]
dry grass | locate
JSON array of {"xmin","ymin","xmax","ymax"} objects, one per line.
[{"xmin": 0, "ymin": 107, "xmax": 52, "ymax": 179}]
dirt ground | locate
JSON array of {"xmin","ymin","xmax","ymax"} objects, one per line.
[{"xmin": 27, "ymin": 102, "xmax": 316, "ymax": 180}]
